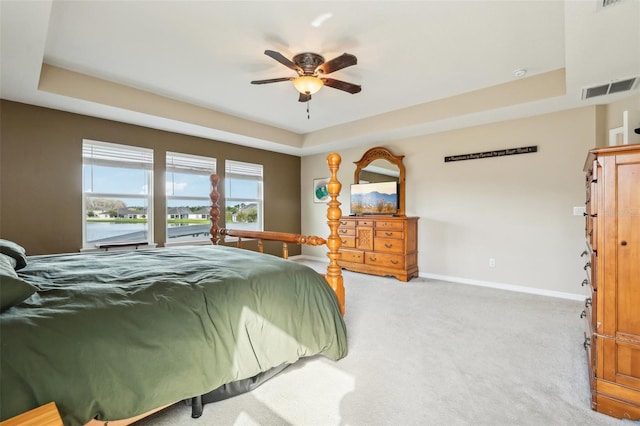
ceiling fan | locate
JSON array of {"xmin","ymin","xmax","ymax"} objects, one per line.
[{"xmin": 251, "ymin": 50, "xmax": 362, "ymax": 102}]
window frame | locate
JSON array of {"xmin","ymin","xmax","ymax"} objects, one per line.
[
  {"xmin": 82, "ymin": 139, "xmax": 154, "ymax": 251},
  {"xmin": 224, "ymin": 159, "xmax": 264, "ymax": 233},
  {"xmin": 165, "ymin": 151, "xmax": 217, "ymax": 246}
]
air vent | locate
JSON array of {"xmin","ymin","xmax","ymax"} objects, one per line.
[
  {"xmin": 582, "ymin": 77, "xmax": 640, "ymax": 100},
  {"xmin": 598, "ymin": 0, "xmax": 624, "ymax": 9}
]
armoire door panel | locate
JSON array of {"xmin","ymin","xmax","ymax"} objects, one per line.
[{"xmin": 616, "ymin": 162, "xmax": 640, "ymax": 339}]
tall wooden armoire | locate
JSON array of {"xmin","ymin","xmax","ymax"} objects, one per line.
[{"xmin": 582, "ymin": 143, "xmax": 640, "ymax": 419}]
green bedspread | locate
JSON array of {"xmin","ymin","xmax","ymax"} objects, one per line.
[{"xmin": 0, "ymin": 245, "xmax": 347, "ymax": 425}]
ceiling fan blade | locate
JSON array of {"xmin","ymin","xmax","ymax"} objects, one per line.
[
  {"xmin": 298, "ymin": 93, "xmax": 311, "ymax": 103},
  {"xmin": 321, "ymin": 78, "xmax": 362, "ymax": 94},
  {"xmin": 316, "ymin": 53, "xmax": 357, "ymax": 75},
  {"xmin": 250, "ymin": 77, "xmax": 294, "ymax": 85},
  {"xmin": 264, "ymin": 50, "xmax": 302, "ymax": 73}
]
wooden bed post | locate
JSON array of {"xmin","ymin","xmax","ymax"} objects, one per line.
[
  {"xmin": 208, "ymin": 153, "xmax": 345, "ymax": 315},
  {"xmin": 325, "ymin": 152, "xmax": 345, "ymax": 316},
  {"xmin": 209, "ymin": 174, "xmax": 220, "ymax": 245}
]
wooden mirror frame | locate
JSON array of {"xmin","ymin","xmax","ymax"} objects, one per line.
[{"xmin": 353, "ymin": 146, "xmax": 406, "ymax": 217}]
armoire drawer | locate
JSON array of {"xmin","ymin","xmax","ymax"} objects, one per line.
[{"xmin": 583, "ymin": 257, "xmax": 598, "ymax": 291}]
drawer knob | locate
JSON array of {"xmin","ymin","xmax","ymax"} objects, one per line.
[
  {"xmin": 621, "ymin": 240, "xmax": 627, "ymax": 246},
  {"xmin": 385, "ymin": 232, "xmax": 393, "ymax": 236},
  {"xmin": 369, "ymin": 256, "xmax": 377, "ymax": 261},
  {"xmin": 390, "ymin": 259, "xmax": 398, "ymax": 265},
  {"xmin": 341, "ymin": 239, "xmax": 347, "ymax": 244},
  {"xmin": 384, "ymin": 243, "xmax": 393, "ymax": 248}
]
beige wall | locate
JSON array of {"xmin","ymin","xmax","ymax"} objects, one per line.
[
  {"xmin": 0, "ymin": 100, "xmax": 301, "ymax": 255},
  {"xmin": 302, "ymin": 105, "xmax": 605, "ymax": 297},
  {"xmin": 3, "ymin": 93, "xmax": 637, "ymax": 293},
  {"xmin": 602, "ymin": 94, "xmax": 640, "ymax": 146}
]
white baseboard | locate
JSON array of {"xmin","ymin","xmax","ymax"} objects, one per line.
[
  {"xmin": 420, "ymin": 272, "xmax": 585, "ymax": 301},
  {"xmin": 291, "ymin": 255, "xmax": 585, "ymax": 301}
]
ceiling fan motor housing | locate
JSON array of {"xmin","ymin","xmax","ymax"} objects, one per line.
[{"xmin": 293, "ymin": 52, "xmax": 325, "ymax": 75}]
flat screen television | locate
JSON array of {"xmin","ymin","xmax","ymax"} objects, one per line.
[{"xmin": 350, "ymin": 181, "xmax": 398, "ymax": 215}]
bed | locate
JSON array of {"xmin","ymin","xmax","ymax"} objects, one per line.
[{"xmin": 0, "ymin": 153, "xmax": 346, "ymax": 426}]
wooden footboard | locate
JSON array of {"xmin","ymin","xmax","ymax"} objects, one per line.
[{"xmin": 209, "ymin": 152, "xmax": 344, "ymax": 315}]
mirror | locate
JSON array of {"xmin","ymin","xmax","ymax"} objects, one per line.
[{"xmin": 353, "ymin": 147, "xmax": 406, "ymax": 216}]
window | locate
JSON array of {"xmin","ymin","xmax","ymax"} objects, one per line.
[
  {"xmin": 224, "ymin": 160, "xmax": 263, "ymax": 231},
  {"xmin": 166, "ymin": 152, "xmax": 216, "ymax": 244},
  {"xmin": 82, "ymin": 140, "xmax": 153, "ymax": 249}
]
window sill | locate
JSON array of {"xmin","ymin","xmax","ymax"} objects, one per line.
[{"xmin": 80, "ymin": 243, "xmax": 157, "ymax": 253}]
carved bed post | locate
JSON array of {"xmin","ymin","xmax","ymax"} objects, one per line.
[
  {"xmin": 209, "ymin": 174, "xmax": 220, "ymax": 245},
  {"xmin": 325, "ymin": 152, "xmax": 345, "ymax": 315}
]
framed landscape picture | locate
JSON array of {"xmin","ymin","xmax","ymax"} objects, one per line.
[{"xmin": 313, "ymin": 178, "xmax": 330, "ymax": 203}]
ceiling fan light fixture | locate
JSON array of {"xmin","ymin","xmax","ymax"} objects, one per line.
[{"xmin": 293, "ymin": 76, "xmax": 324, "ymax": 95}]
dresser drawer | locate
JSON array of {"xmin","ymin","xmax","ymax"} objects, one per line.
[
  {"xmin": 364, "ymin": 252, "xmax": 404, "ymax": 269},
  {"xmin": 374, "ymin": 237, "xmax": 404, "ymax": 254},
  {"xmin": 339, "ymin": 249, "xmax": 363, "ymax": 264},
  {"xmin": 375, "ymin": 229, "xmax": 403, "ymax": 239},
  {"xmin": 338, "ymin": 227, "xmax": 355, "ymax": 237},
  {"xmin": 339, "ymin": 219, "xmax": 356, "ymax": 228},
  {"xmin": 340, "ymin": 236, "xmax": 356, "ymax": 248},
  {"xmin": 357, "ymin": 219, "xmax": 374, "ymax": 227},
  {"xmin": 375, "ymin": 220, "xmax": 404, "ymax": 231}
]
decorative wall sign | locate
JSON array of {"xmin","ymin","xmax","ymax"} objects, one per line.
[
  {"xmin": 313, "ymin": 177, "xmax": 330, "ymax": 203},
  {"xmin": 444, "ymin": 145, "xmax": 538, "ymax": 163}
]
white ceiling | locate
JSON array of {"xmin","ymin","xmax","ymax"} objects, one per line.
[{"xmin": 1, "ymin": 0, "xmax": 639, "ymax": 156}]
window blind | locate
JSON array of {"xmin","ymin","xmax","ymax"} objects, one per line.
[
  {"xmin": 167, "ymin": 152, "xmax": 216, "ymax": 175},
  {"xmin": 225, "ymin": 160, "xmax": 263, "ymax": 180},
  {"xmin": 83, "ymin": 140, "xmax": 153, "ymax": 169}
]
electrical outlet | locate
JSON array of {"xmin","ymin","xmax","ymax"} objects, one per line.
[
  {"xmin": 573, "ymin": 206, "xmax": 586, "ymax": 216},
  {"xmin": 489, "ymin": 258, "xmax": 496, "ymax": 268}
]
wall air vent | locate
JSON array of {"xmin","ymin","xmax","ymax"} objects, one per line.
[
  {"xmin": 598, "ymin": 0, "xmax": 624, "ymax": 9},
  {"xmin": 581, "ymin": 77, "xmax": 640, "ymax": 100}
]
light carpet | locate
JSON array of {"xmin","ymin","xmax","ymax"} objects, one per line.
[{"xmin": 135, "ymin": 259, "xmax": 633, "ymax": 426}]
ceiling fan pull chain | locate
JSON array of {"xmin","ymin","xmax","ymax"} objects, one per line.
[{"xmin": 307, "ymin": 100, "xmax": 310, "ymax": 119}]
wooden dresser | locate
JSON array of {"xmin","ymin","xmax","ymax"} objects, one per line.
[
  {"xmin": 582, "ymin": 143, "xmax": 640, "ymax": 420},
  {"xmin": 337, "ymin": 215, "xmax": 418, "ymax": 281}
]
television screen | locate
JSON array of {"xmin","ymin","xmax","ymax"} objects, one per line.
[{"xmin": 350, "ymin": 181, "xmax": 398, "ymax": 215}]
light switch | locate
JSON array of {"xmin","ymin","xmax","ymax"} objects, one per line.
[{"xmin": 573, "ymin": 206, "xmax": 586, "ymax": 216}]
